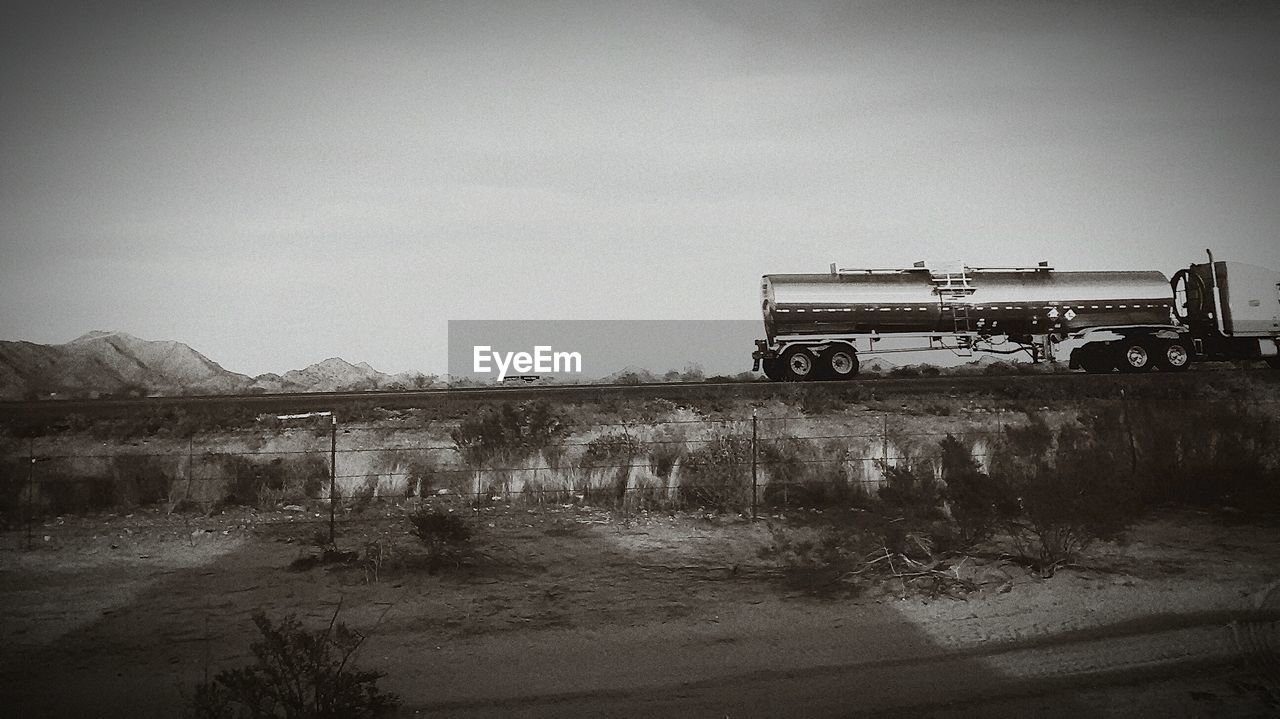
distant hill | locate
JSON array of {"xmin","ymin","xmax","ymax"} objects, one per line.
[
  {"xmin": 282, "ymin": 358, "xmax": 404, "ymax": 393},
  {"xmin": 0, "ymin": 331, "xmax": 433, "ymax": 399}
]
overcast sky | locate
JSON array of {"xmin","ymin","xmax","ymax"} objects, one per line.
[{"xmin": 3, "ymin": 1, "xmax": 1278, "ymax": 376}]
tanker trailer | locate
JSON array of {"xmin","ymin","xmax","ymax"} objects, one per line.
[{"xmin": 752, "ymin": 260, "xmax": 1184, "ymax": 381}]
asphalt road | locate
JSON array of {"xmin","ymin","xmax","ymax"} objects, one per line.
[{"xmin": 3, "ymin": 365, "xmax": 1276, "ymax": 423}]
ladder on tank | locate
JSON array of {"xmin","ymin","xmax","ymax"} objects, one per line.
[{"xmin": 931, "ymin": 268, "xmax": 977, "ymax": 356}]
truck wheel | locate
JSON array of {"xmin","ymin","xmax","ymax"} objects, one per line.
[
  {"xmin": 1116, "ymin": 340, "xmax": 1154, "ymax": 373},
  {"xmin": 1158, "ymin": 341, "xmax": 1191, "ymax": 372},
  {"xmin": 820, "ymin": 345, "xmax": 859, "ymax": 381},
  {"xmin": 780, "ymin": 346, "xmax": 817, "ymax": 381},
  {"xmin": 761, "ymin": 358, "xmax": 783, "ymax": 381},
  {"xmin": 1078, "ymin": 347, "xmax": 1113, "ymax": 374}
]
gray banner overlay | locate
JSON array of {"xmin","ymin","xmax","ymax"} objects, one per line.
[{"xmin": 447, "ymin": 320, "xmax": 761, "ymax": 383}]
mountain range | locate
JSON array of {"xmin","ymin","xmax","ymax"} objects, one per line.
[
  {"xmin": 0, "ymin": 331, "xmax": 1039, "ymax": 400},
  {"xmin": 0, "ymin": 331, "xmax": 433, "ymax": 400}
]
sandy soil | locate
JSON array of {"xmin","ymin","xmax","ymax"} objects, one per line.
[{"xmin": 1, "ymin": 505, "xmax": 1278, "ymax": 718}]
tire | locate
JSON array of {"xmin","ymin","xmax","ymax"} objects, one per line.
[
  {"xmin": 780, "ymin": 345, "xmax": 818, "ymax": 381},
  {"xmin": 819, "ymin": 345, "xmax": 859, "ymax": 381},
  {"xmin": 761, "ymin": 357, "xmax": 783, "ymax": 381},
  {"xmin": 1157, "ymin": 341, "xmax": 1191, "ymax": 372},
  {"xmin": 1115, "ymin": 339, "xmax": 1154, "ymax": 373}
]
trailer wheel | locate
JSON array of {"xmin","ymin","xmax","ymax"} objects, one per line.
[
  {"xmin": 1157, "ymin": 341, "xmax": 1191, "ymax": 372},
  {"xmin": 761, "ymin": 358, "xmax": 783, "ymax": 381},
  {"xmin": 1116, "ymin": 340, "xmax": 1154, "ymax": 373},
  {"xmin": 780, "ymin": 346, "xmax": 817, "ymax": 381},
  {"xmin": 820, "ymin": 345, "xmax": 859, "ymax": 381}
]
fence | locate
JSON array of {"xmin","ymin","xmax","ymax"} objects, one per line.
[{"xmin": 3, "ymin": 398, "xmax": 1279, "ymax": 548}]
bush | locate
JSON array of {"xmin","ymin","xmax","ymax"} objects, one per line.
[
  {"xmin": 759, "ymin": 522, "xmax": 875, "ymax": 594},
  {"xmin": 579, "ymin": 432, "xmax": 646, "ymax": 506},
  {"xmin": 678, "ymin": 434, "xmax": 751, "ymax": 509},
  {"xmin": 30, "ymin": 455, "xmax": 178, "ymax": 515},
  {"xmin": 760, "ymin": 514, "xmax": 971, "ymax": 598},
  {"xmin": 939, "ymin": 435, "xmax": 1014, "ymax": 546},
  {"xmin": 649, "ymin": 443, "xmax": 682, "ymax": 481},
  {"xmin": 451, "ymin": 401, "xmax": 573, "ymax": 467},
  {"xmin": 874, "ymin": 459, "xmax": 944, "ymax": 521},
  {"xmin": 1116, "ymin": 401, "xmax": 1280, "ymax": 511},
  {"xmin": 993, "ymin": 420, "xmax": 1138, "ymax": 569},
  {"xmin": 188, "ymin": 612, "xmax": 398, "ymax": 719},
  {"xmin": 408, "ymin": 509, "xmax": 472, "ymax": 573},
  {"xmin": 396, "ymin": 457, "xmax": 424, "ymax": 498},
  {"xmin": 759, "ymin": 436, "xmax": 862, "ymax": 509},
  {"xmin": 39, "ymin": 477, "xmax": 114, "ymax": 514},
  {"xmin": 109, "ymin": 454, "xmax": 175, "ymax": 507},
  {"xmin": 221, "ymin": 456, "xmax": 330, "ymax": 507},
  {"xmin": 451, "ymin": 402, "xmax": 573, "ymax": 502}
]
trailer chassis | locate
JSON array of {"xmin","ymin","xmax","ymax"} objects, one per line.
[{"xmin": 752, "ymin": 330, "xmax": 1053, "ymax": 381}]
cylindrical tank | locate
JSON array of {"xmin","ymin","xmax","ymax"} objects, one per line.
[{"xmin": 762, "ymin": 269, "xmax": 1175, "ymax": 341}]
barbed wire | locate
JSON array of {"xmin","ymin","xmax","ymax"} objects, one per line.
[
  {"xmin": 8, "ymin": 429, "xmax": 1006, "ymax": 461},
  {"xmin": 6, "ymin": 402, "xmax": 1277, "ymax": 549}
]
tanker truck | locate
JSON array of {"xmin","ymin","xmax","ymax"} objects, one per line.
[{"xmin": 751, "ymin": 250, "xmax": 1280, "ymax": 381}]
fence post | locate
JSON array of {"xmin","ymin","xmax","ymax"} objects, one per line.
[
  {"xmin": 329, "ymin": 414, "xmax": 337, "ymax": 545},
  {"xmin": 751, "ymin": 410, "xmax": 758, "ymax": 520},
  {"xmin": 882, "ymin": 414, "xmax": 889, "ymax": 465},
  {"xmin": 26, "ymin": 437, "xmax": 34, "ymax": 551},
  {"xmin": 182, "ymin": 437, "xmax": 194, "ymax": 510}
]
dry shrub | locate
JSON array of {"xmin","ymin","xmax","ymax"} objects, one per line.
[
  {"xmin": 187, "ymin": 611, "xmax": 398, "ymax": 719},
  {"xmin": 109, "ymin": 454, "xmax": 176, "ymax": 507},
  {"xmin": 760, "ymin": 436, "xmax": 864, "ymax": 509},
  {"xmin": 939, "ymin": 434, "xmax": 1016, "ymax": 546},
  {"xmin": 991, "ymin": 417, "xmax": 1137, "ymax": 569},
  {"xmin": 648, "ymin": 439, "xmax": 683, "ymax": 482},
  {"xmin": 451, "ymin": 401, "xmax": 573, "ymax": 467},
  {"xmin": 1115, "ymin": 401, "xmax": 1280, "ymax": 511},
  {"xmin": 678, "ymin": 433, "xmax": 751, "ymax": 509},
  {"xmin": 874, "ymin": 458, "xmax": 945, "ymax": 521},
  {"xmin": 408, "ymin": 508, "xmax": 472, "ymax": 573},
  {"xmin": 29, "ymin": 454, "xmax": 178, "ymax": 515},
  {"xmin": 38, "ymin": 477, "xmax": 114, "ymax": 514},
  {"xmin": 451, "ymin": 401, "xmax": 573, "ymax": 502},
  {"xmin": 759, "ymin": 521, "xmax": 875, "ymax": 595},
  {"xmin": 220, "ymin": 455, "xmax": 330, "ymax": 508},
  {"xmin": 760, "ymin": 513, "xmax": 971, "ymax": 598},
  {"xmin": 579, "ymin": 432, "xmax": 645, "ymax": 506}
]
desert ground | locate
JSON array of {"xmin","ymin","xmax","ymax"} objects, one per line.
[
  {"xmin": 3, "ymin": 376, "xmax": 1280, "ymax": 717},
  {"xmin": 2, "ymin": 500, "xmax": 1279, "ymax": 718}
]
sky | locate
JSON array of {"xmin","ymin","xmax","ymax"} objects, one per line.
[{"xmin": 3, "ymin": 0, "xmax": 1279, "ymax": 376}]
